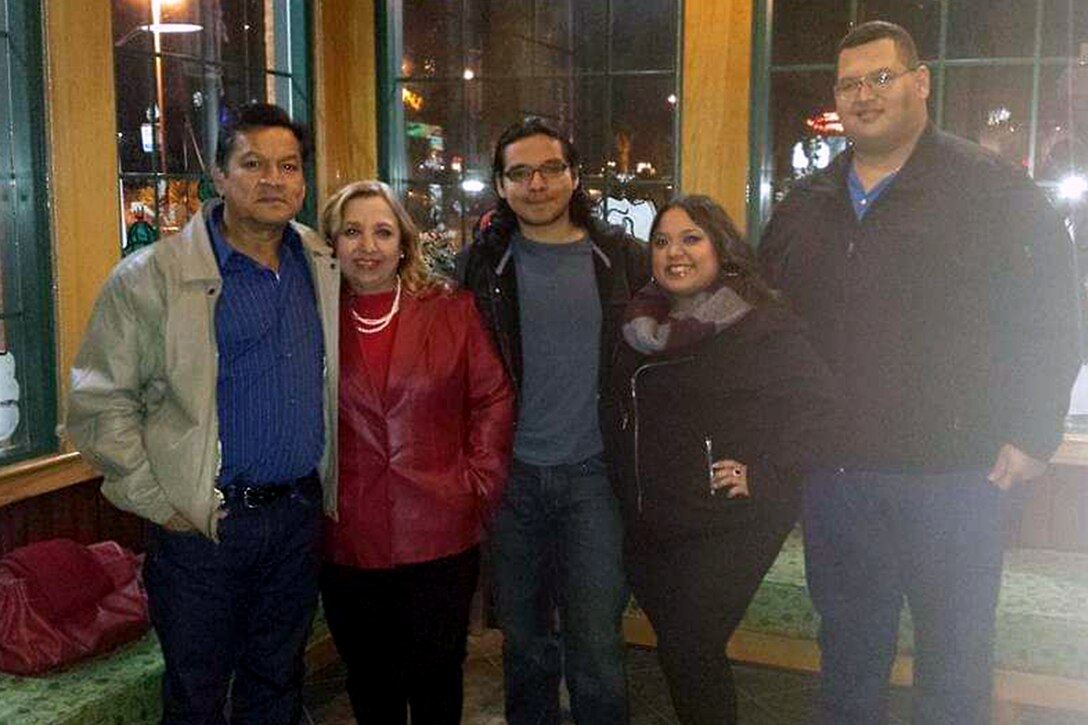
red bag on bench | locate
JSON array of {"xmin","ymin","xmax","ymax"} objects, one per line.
[{"xmin": 0, "ymin": 539, "xmax": 149, "ymax": 676}]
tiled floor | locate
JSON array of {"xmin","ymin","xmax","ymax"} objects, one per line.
[{"xmin": 302, "ymin": 630, "xmax": 1084, "ymax": 724}]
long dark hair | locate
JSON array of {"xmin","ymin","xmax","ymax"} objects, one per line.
[
  {"xmin": 649, "ymin": 194, "xmax": 780, "ymax": 307},
  {"xmin": 485, "ymin": 117, "xmax": 597, "ymax": 241}
]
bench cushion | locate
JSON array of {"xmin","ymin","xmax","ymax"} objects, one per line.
[
  {"xmin": 631, "ymin": 530, "xmax": 1088, "ymax": 682},
  {"xmin": 0, "ymin": 610, "xmax": 331, "ymax": 725}
]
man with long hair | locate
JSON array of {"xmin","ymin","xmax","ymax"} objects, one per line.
[{"xmin": 461, "ymin": 117, "xmax": 647, "ymax": 724}]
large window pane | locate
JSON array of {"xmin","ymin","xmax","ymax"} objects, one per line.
[{"xmin": 385, "ymin": 0, "xmax": 680, "ymax": 251}]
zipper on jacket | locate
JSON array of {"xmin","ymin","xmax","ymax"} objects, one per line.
[
  {"xmin": 629, "ymin": 356, "xmax": 695, "ymax": 515},
  {"xmin": 705, "ymin": 434, "xmax": 715, "ymax": 494}
]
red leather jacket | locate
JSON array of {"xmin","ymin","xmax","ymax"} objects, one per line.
[{"xmin": 325, "ymin": 286, "xmax": 515, "ymax": 569}]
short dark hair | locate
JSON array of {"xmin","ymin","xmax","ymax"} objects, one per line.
[
  {"xmin": 650, "ymin": 195, "xmax": 779, "ymax": 308},
  {"xmin": 490, "ymin": 116, "xmax": 596, "ymax": 230},
  {"xmin": 838, "ymin": 21, "xmax": 920, "ymax": 68},
  {"xmin": 215, "ymin": 102, "xmax": 312, "ymax": 170}
]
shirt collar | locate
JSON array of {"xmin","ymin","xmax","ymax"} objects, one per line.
[{"xmin": 206, "ymin": 204, "xmax": 304, "ymax": 271}]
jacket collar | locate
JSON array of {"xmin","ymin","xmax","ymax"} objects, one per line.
[
  {"xmin": 488, "ymin": 217, "xmax": 617, "ymax": 276},
  {"xmin": 814, "ymin": 120, "xmax": 941, "ymax": 197},
  {"xmin": 175, "ymin": 198, "xmax": 332, "ymax": 283}
]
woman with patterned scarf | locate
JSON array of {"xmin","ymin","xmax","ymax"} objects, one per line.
[{"xmin": 602, "ymin": 194, "xmax": 841, "ymax": 725}]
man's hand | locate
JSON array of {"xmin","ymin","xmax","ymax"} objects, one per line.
[
  {"xmin": 162, "ymin": 513, "xmax": 197, "ymax": 532},
  {"xmin": 987, "ymin": 443, "xmax": 1047, "ymax": 490}
]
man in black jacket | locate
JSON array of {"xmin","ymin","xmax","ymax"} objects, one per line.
[
  {"xmin": 461, "ymin": 117, "xmax": 647, "ymax": 725},
  {"xmin": 759, "ymin": 21, "xmax": 1079, "ymax": 725}
]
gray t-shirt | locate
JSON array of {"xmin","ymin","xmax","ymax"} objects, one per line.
[{"xmin": 512, "ymin": 232, "xmax": 603, "ymax": 465}]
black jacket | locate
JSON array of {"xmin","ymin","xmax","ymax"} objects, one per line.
[
  {"xmin": 759, "ymin": 124, "xmax": 1080, "ymax": 472},
  {"xmin": 460, "ymin": 215, "xmax": 649, "ymax": 395},
  {"xmin": 602, "ymin": 306, "xmax": 842, "ymax": 542}
]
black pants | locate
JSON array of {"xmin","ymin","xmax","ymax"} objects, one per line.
[
  {"xmin": 319, "ymin": 546, "xmax": 480, "ymax": 725},
  {"xmin": 625, "ymin": 505, "xmax": 797, "ymax": 725}
]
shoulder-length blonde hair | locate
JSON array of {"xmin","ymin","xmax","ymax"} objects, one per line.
[{"xmin": 320, "ymin": 180, "xmax": 436, "ymax": 295}]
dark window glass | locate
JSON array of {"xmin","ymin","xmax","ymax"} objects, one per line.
[
  {"xmin": 612, "ymin": 0, "xmax": 678, "ymax": 72},
  {"xmin": 1042, "ymin": 0, "xmax": 1088, "ymax": 58},
  {"xmin": 1035, "ymin": 64, "xmax": 1088, "ymax": 182},
  {"xmin": 943, "ymin": 66, "xmax": 1034, "ymax": 169},
  {"xmin": 0, "ymin": 0, "xmax": 56, "ymax": 461},
  {"xmin": 947, "ymin": 0, "xmax": 1036, "ymax": 58},
  {"xmin": 858, "ymin": 0, "xmax": 941, "ymax": 60},
  {"xmin": 402, "ymin": 0, "xmax": 461, "ymax": 78},
  {"xmin": 385, "ymin": 0, "xmax": 680, "ymax": 251},
  {"xmin": 771, "ymin": 1, "xmax": 850, "ymax": 66},
  {"xmin": 768, "ymin": 70, "xmax": 841, "ymax": 202},
  {"xmin": 611, "ymin": 75, "xmax": 677, "ymax": 183}
]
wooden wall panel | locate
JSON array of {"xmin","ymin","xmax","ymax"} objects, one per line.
[
  {"xmin": 0, "ymin": 479, "xmax": 146, "ymax": 557},
  {"xmin": 681, "ymin": 0, "xmax": 752, "ymax": 230}
]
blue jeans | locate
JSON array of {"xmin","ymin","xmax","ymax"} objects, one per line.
[
  {"xmin": 144, "ymin": 476, "xmax": 322, "ymax": 725},
  {"xmin": 489, "ymin": 454, "xmax": 629, "ymax": 725},
  {"xmin": 803, "ymin": 468, "xmax": 1012, "ymax": 725}
]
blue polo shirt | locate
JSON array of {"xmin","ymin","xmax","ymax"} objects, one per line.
[
  {"xmin": 207, "ymin": 206, "xmax": 325, "ymax": 486},
  {"xmin": 848, "ymin": 165, "xmax": 898, "ymax": 220}
]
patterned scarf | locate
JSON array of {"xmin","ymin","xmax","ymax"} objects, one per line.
[{"xmin": 622, "ymin": 280, "xmax": 753, "ymax": 355}]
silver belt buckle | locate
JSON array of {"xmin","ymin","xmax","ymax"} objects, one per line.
[{"xmin": 242, "ymin": 487, "xmax": 260, "ymax": 509}]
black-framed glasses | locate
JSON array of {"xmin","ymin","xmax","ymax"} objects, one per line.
[
  {"xmin": 834, "ymin": 67, "xmax": 917, "ymax": 98},
  {"xmin": 503, "ymin": 160, "xmax": 570, "ymax": 184}
]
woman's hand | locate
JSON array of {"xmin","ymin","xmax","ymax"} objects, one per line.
[{"xmin": 710, "ymin": 459, "xmax": 749, "ymax": 498}]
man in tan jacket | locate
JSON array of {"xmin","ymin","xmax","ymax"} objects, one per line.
[{"xmin": 66, "ymin": 103, "xmax": 338, "ymax": 725}]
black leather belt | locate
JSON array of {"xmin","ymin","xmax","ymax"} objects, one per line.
[{"xmin": 217, "ymin": 471, "xmax": 318, "ymax": 510}]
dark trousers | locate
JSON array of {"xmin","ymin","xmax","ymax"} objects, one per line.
[
  {"xmin": 803, "ymin": 469, "xmax": 1012, "ymax": 725},
  {"xmin": 489, "ymin": 454, "xmax": 630, "ymax": 725},
  {"xmin": 144, "ymin": 477, "xmax": 323, "ymax": 725},
  {"xmin": 624, "ymin": 504, "xmax": 797, "ymax": 725},
  {"xmin": 319, "ymin": 546, "xmax": 480, "ymax": 725}
]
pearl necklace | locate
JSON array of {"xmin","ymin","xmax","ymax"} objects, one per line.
[{"xmin": 349, "ymin": 276, "xmax": 401, "ymax": 334}]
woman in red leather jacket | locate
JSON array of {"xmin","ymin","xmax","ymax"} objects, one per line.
[{"xmin": 319, "ymin": 180, "xmax": 515, "ymax": 724}]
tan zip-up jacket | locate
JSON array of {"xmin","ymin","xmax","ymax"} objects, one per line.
[{"xmin": 64, "ymin": 199, "xmax": 340, "ymax": 539}]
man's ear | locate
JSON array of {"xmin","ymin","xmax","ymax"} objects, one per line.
[
  {"xmin": 914, "ymin": 63, "xmax": 931, "ymax": 101},
  {"xmin": 211, "ymin": 166, "xmax": 227, "ymax": 195}
]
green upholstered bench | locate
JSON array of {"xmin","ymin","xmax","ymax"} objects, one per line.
[
  {"xmin": 624, "ymin": 530, "xmax": 1088, "ymax": 721},
  {"xmin": 0, "ymin": 613, "xmax": 335, "ymax": 725}
]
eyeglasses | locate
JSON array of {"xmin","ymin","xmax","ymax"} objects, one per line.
[
  {"xmin": 502, "ymin": 160, "xmax": 570, "ymax": 184},
  {"xmin": 834, "ymin": 67, "xmax": 917, "ymax": 98}
]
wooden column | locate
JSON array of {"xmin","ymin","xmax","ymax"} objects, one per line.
[
  {"xmin": 313, "ymin": 0, "xmax": 379, "ymax": 205},
  {"xmin": 681, "ymin": 0, "xmax": 752, "ymax": 231}
]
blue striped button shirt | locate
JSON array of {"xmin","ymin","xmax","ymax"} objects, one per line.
[{"xmin": 207, "ymin": 206, "xmax": 325, "ymax": 487}]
